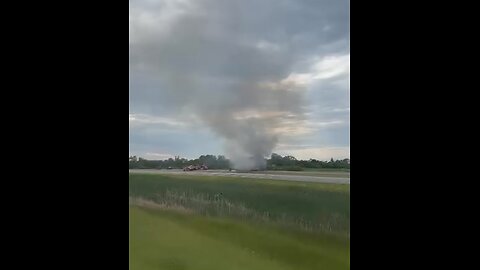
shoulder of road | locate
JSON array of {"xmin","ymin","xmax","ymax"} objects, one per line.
[{"xmin": 129, "ymin": 169, "xmax": 350, "ymax": 184}]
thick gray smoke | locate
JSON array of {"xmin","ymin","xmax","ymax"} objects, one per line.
[
  {"xmin": 159, "ymin": 77, "xmax": 306, "ymax": 170},
  {"xmin": 129, "ymin": 0, "xmax": 349, "ymax": 169}
]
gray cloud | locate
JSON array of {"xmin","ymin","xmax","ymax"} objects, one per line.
[{"xmin": 129, "ymin": 0, "xmax": 349, "ymax": 165}]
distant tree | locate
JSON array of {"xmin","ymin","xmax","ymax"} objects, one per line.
[{"xmin": 128, "ymin": 154, "xmax": 348, "ymax": 170}]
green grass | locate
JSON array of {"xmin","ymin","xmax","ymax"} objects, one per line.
[
  {"xmin": 130, "ymin": 206, "xmax": 349, "ymax": 270},
  {"xmin": 301, "ymin": 168, "xmax": 350, "ymax": 172},
  {"xmin": 129, "ymin": 173, "xmax": 349, "ymax": 234},
  {"xmin": 129, "ymin": 173, "xmax": 350, "ymax": 269}
]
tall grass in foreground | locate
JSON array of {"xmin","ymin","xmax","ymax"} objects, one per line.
[
  {"xmin": 129, "ymin": 173, "xmax": 350, "ymax": 236},
  {"xmin": 130, "ymin": 192, "xmax": 343, "ymax": 234}
]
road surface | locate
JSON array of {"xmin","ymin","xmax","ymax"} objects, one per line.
[{"xmin": 129, "ymin": 169, "xmax": 350, "ymax": 184}]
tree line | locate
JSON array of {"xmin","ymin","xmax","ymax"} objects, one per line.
[
  {"xmin": 129, "ymin": 154, "xmax": 350, "ymax": 170},
  {"xmin": 267, "ymin": 153, "xmax": 350, "ymax": 170}
]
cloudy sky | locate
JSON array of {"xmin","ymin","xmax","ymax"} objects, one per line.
[{"xmin": 129, "ymin": 0, "xmax": 349, "ymax": 162}]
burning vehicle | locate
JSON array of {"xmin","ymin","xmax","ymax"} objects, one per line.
[{"xmin": 183, "ymin": 164, "xmax": 208, "ymax": 171}]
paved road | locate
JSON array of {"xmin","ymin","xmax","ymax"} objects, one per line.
[{"xmin": 129, "ymin": 169, "xmax": 350, "ymax": 184}]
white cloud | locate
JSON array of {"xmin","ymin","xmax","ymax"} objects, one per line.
[
  {"xmin": 255, "ymin": 40, "xmax": 282, "ymax": 52},
  {"xmin": 332, "ymin": 107, "xmax": 350, "ymax": 112},
  {"xmin": 272, "ymin": 125, "xmax": 314, "ymax": 136},
  {"xmin": 311, "ymin": 54, "xmax": 350, "ymax": 80},
  {"xmin": 129, "ymin": 0, "xmax": 196, "ymax": 42},
  {"xmin": 259, "ymin": 53, "xmax": 350, "ymax": 90},
  {"xmin": 144, "ymin": 152, "xmax": 175, "ymax": 160},
  {"xmin": 309, "ymin": 120, "xmax": 345, "ymax": 128},
  {"xmin": 277, "ymin": 143, "xmax": 315, "ymax": 149},
  {"xmin": 129, "ymin": 113, "xmax": 188, "ymax": 128},
  {"xmin": 272, "ymin": 118, "xmax": 346, "ymax": 137},
  {"xmin": 233, "ymin": 109, "xmax": 287, "ymax": 120}
]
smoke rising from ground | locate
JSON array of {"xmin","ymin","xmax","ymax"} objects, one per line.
[{"xmin": 129, "ymin": 0, "xmax": 349, "ymax": 168}]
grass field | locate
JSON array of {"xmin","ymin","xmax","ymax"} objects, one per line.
[
  {"xmin": 129, "ymin": 173, "xmax": 350, "ymax": 270},
  {"xmin": 250, "ymin": 169, "xmax": 350, "ymax": 178}
]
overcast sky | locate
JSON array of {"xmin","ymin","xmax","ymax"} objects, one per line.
[{"xmin": 129, "ymin": 0, "xmax": 349, "ymax": 161}]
